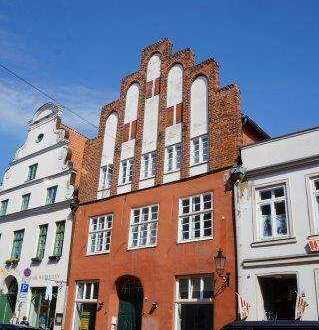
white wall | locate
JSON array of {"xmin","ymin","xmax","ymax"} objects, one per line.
[
  {"xmin": 167, "ymin": 65, "xmax": 183, "ymax": 108},
  {"xmin": 124, "ymin": 83, "xmax": 139, "ymax": 124}
]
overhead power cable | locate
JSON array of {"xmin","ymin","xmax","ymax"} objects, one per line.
[{"xmin": 0, "ymin": 62, "xmax": 98, "ymax": 129}]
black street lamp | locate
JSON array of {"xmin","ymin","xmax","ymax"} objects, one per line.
[{"xmin": 213, "ymin": 248, "xmax": 230, "ymax": 298}]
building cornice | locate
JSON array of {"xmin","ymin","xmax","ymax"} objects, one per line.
[
  {"xmin": 0, "ymin": 169, "xmax": 73, "ymax": 196},
  {"xmin": 10, "ymin": 141, "xmax": 68, "ymax": 166},
  {"xmin": 246, "ymin": 154, "xmax": 319, "ymax": 179},
  {"xmin": 242, "ymin": 253, "xmax": 319, "ymax": 268},
  {"xmin": 0, "ymin": 200, "xmax": 73, "ymax": 222}
]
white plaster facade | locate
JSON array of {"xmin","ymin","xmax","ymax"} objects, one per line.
[
  {"xmin": 235, "ymin": 127, "xmax": 319, "ymax": 321},
  {"xmin": 0, "ymin": 104, "xmax": 80, "ymax": 329}
]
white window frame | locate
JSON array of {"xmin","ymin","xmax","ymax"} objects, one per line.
[
  {"xmin": 174, "ymin": 275, "xmax": 214, "ymax": 330},
  {"xmin": 128, "ymin": 204, "xmax": 159, "ymax": 249},
  {"xmin": 120, "ymin": 158, "xmax": 133, "ymax": 185},
  {"xmin": 141, "ymin": 152, "xmax": 156, "ymax": 179},
  {"xmin": 87, "ymin": 214, "xmax": 113, "ymax": 255},
  {"xmin": 73, "ymin": 281, "xmax": 99, "ymax": 330},
  {"xmin": 165, "ymin": 143, "xmax": 182, "ymax": 173},
  {"xmin": 178, "ymin": 192, "xmax": 213, "ymax": 243},
  {"xmin": 191, "ymin": 134, "xmax": 209, "ymax": 165},
  {"xmin": 255, "ymin": 184, "xmax": 290, "ymax": 240},
  {"xmin": 100, "ymin": 164, "xmax": 113, "ymax": 189}
]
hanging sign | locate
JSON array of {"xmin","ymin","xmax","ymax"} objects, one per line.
[
  {"xmin": 23, "ymin": 268, "xmax": 31, "ymax": 277},
  {"xmin": 308, "ymin": 239, "xmax": 319, "ymax": 252}
]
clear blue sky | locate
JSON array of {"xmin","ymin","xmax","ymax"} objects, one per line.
[{"xmin": 0, "ymin": 0, "xmax": 319, "ymax": 177}]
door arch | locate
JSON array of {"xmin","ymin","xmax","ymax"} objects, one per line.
[
  {"xmin": 0, "ymin": 276, "xmax": 18, "ymax": 323},
  {"xmin": 116, "ymin": 275, "xmax": 143, "ymax": 330}
]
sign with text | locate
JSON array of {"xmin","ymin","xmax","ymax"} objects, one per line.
[{"xmin": 19, "ymin": 283, "xmax": 29, "ymax": 300}]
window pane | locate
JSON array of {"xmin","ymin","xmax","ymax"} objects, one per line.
[
  {"xmin": 261, "ymin": 204, "xmax": 272, "ymax": 237},
  {"xmin": 85, "ymin": 283, "xmax": 92, "ymax": 299},
  {"xmin": 193, "ymin": 215, "xmax": 201, "ymax": 238},
  {"xmin": 203, "ymin": 277, "xmax": 213, "ymax": 298},
  {"xmin": 315, "ymin": 180, "xmax": 319, "ymax": 191},
  {"xmin": 192, "ymin": 196, "xmax": 201, "ymax": 212},
  {"xmin": 179, "ymin": 279, "xmax": 189, "ymax": 299},
  {"xmin": 202, "ymin": 136, "xmax": 209, "ymax": 162},
  {"xmin": 77, "ymin": 283, "xmax": 84, "ymax": 299},
  {"xmin": 260, "ymin": 190, "xmax": 271, "ymax": 200},
  {"xmin": 275, "ymin": 201, "xmax": 287, "ymax": 235},
  {"xmin": 182, "ymin": 199, "xmax": 190, "ymax": 214},
  {"xmin": 203, "ymin": 194, "xmax": 211, "ymax": 209},
  {"xmin": 93, "ymin": 282, "xmax": 99, "ymax": 299},
  {"xmin": 191, "ymin": 278, "xmax": 201, "ymax": 299},
  {"xmin": 274, "ymin": 187, "xmax": 285, "ymax": 198}
]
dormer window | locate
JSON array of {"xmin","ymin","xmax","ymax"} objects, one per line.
[{"xmin": 27, "ymin": 163, "xmax": 38, "ymax": 181}]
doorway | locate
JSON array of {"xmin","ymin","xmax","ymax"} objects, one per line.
[
  {"xmin": 259, "ymin": 274, "xmax": 297, "ymax": 320},
  {"xmin": 0, "ymin": 276, "xmax": 18, "ymax": 323},
  {"xmin": 116, "ymin": 275, "xmax": 143, "ymax": 330}
]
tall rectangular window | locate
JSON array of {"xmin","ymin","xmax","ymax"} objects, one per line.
[
  {"xmin": 256, "ymin": 185, "xmax": 289, "ymax": 240},
  {"xmin": 46, "ymin": 185, "xmax": 58, "ymax": 205},
  {"xmin": 191, "ymin": 135, "xmax": 209, "ymax": 165},
  {"xmin": 21, "ymin": 193, "xmax": 31, "ymax": 211},
  {"xmin": 129, "ymin": 204, "xmax": 159, "ymax": 248},
  {"xmin": 314, "ymin": 179, "xmax": 319, "ymax": 222},
  {"xmin": 36, "ymin": 224, "xmax": 48, "ymax": 259},
  {"xmin": 175, "ymin": 276, "xmax": 213, "ymax": 330},
  {"xmin": 0, "ymin": 199, "xmax": 9, "ymax": 216},
  {"xmin": 11, "ymin": 229, "xmax": 25, "ymax": 259},
  {"xmin": 88, "ymin": 214, "xmax": 113, "ymax": 254},
  {"xmin": 120, "ymin": 158, "xmax": 133, "ymax": 185},
  {"xmin": 53, "ymin": 221, "xmax": 65, "ymax": 257},
  {"xmin": 179, "ymin": 192, "xmax": 213, "ymax": 242},
  {"xmin": 141, "ymin": 152, "xmax": 156, "ymax": 179},
  {"xmin": 165, "ymin": 143, "xmax": 182, "ymax": 173},
  {"xmin": 27, "ymin": 163, "xmax": 38, "ymax": 181},
  {"xmin": 101, "ymin": 164, "xmax": 113, "ymax": 189}
]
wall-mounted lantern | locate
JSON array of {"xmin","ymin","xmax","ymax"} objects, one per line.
[{"xmin": 213, "ymin": 248, "xmax": 230, "ymax": 298}]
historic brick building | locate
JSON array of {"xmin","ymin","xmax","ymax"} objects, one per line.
[{"xmin": 64, "ymin": 39, "xmax": 268, "ymax": 330}]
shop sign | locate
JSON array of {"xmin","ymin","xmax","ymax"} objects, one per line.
[
  {"xmin": 80, "ymin": 312, "xmax": 90, "ymax": 330},
  {"xmin": 308, "ymin": 239, "xmax": 319, "ymax": 252}
]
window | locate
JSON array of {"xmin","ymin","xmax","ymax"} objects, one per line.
[
  {"xmin": 36, "ymin": 224, "xmax": 48, "ymax": 259},
  {"xmin": 46, "ymin": 185, "xmax": 58, "ymax": 205},
  {"xmin": 100, "ymin": 164, "xmax": 113, "ymax": 189},
  {"xmin": 27, "ymin": 163, "xmax": 38, "ymax": 181},
  {"xmin": 165, "ymin": 143, "xmax": 182, "ymax": 173},
  {"xmin": 175, "ymin": 276, "xmax": 213, "ymax": 330},
  {"xmin": 179, "ymin": 193, "xmax": 213, "ymax": 242},
  {"xmin": 21, "ymin": 193, "xmax": 31, "ymax": 211},
  {"xmin": 53, "ymin": 221, "xmax": 65, "ymax": 257},
  {"xmin": 11, "ymin": 230, "xmax": 25, "ymax": 259},
  {"xmin": 129, "ymin": 204, "xmax": 159, "ymax": 248},
  {"xmin": 120, "ymin": 158, "xmax": 133, "ymax": 185},
  {"xmin": 88, "ymin": 215, "xmax": 113, "ymax": 254},
  {"xmin": 73, "ymin": 282, "xmax": 99, "ymax": 330},
  {"xmin": 191, "ymin": 135, "xmax": 209, "ymax": 165},
  {"xmin": 141, "ymin": 152, "xmax": 156, "ymax": 179},
  {"xmin": 0, "ymin": 199, "xmax": 9, "ymax": 216},
  {"xmin": 256, "ymin": 185, "xmax": 289, "ymax": 240},
  {"xmin": 36, "ymin": 133, "xmax": 44, "ymax": 143}
]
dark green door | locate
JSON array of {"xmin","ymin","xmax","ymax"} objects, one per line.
[
  {"xmin": 116, "ymin": 276, "xmax": 143, "ymax": 330},
  {"xmin": 0, "ymin": 294, "xmax": 13, "ymax": 323},
  {"xmin": 117, "ymin": 300, "xmax": 136, "ymax": 330}
]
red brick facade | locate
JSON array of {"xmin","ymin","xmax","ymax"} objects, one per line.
[{"xmin": 65, "ymin": 40, "xmax": 268, "ymax": 330}]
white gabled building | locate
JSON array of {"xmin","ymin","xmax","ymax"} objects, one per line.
[
  {"xmin": 235, "ymin": 126, "xmax": 319, "ymax": 321},
  {"xmin": 0, "ymin": 103, "xmax": 87, "ymax": 329}
]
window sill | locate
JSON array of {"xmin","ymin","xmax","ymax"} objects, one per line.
[
  {"xmin": 164, "ymin": 169, "xmax": 180, "ymax": 175},
  {"xmin": 86, "ymin": 251, "xmax": 110, "ymax": 256},
  {"xmin": 190, "ymin": 161, "xmax": 208, "ymax": 167},
  {"xmin": 251, "ymin": 236, "xmax": 297, "ymax": 247},
  {"xmin": 117, "ymin": 182, "xmax": 132, "ymax": 187},
  {"xmin": 140, "ymin": 176, "xmax": 155, "ymax": 182},
  {"xmin": 127, "ymin": 244, "xmax": 157, "ymax": 251},
  {"xmin": 308, "ymin": 234, "xmax": 319, "ymax": 239},
  {"xmin": 177, "ymin": 237, "xmax": 214, "ymax": 244}
]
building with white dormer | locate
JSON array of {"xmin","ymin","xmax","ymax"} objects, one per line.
[{"xmin": 0, "ymin": 103, "xmax": 87, "ymax": 329}]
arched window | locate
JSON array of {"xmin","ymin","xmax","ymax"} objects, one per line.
[
  {"xmin": 147, "ymin": 54, "xmax": 161, "ymax": 81},
  {"xmin": 167, "ymin": 64, "xmax": 183, "ymax": 108},
  {"xmin": 124, "ymin": 83, "xmax": 139, "ymax": 124}
]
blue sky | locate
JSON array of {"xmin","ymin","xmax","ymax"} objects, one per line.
[{"xmin": 0, "ymin": 0, "xmax": 319, "ymax": 177}]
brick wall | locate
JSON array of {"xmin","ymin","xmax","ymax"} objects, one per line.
[{"xmin": 77, "ymin": 39, "xmax": 251, "ymax": 203}]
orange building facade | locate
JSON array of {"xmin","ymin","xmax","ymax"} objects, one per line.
[{"xmin": 64, "ymin": 40, "xmax": 268, "ymax": 330}]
